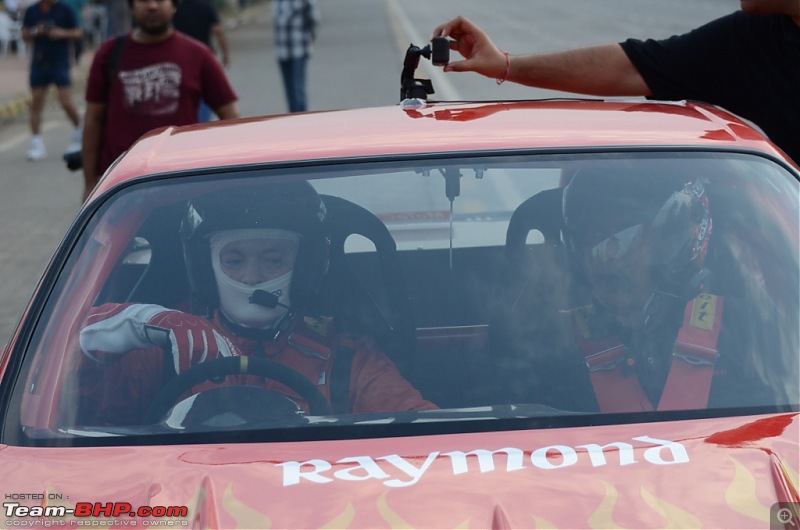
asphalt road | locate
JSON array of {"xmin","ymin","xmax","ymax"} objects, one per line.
[{"xmin": 0, "ymin": 0, "xmax": 738, "ymax": 346}]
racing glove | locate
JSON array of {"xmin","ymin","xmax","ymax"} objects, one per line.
[{"xmin": 79, "ymin": 303, "xmax": 239, "ymax": 374}]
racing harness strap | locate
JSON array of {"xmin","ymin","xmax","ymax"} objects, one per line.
[
  {"xmin": 286, "ymin": 316, "xmax": 355, "ymax": 414},
  {"xmin": 568, "ymin": 294, "xmax": 724, "ymax": 412},
  {"xmin": 330, "ymin": 345, "xmax": 356, "ymax": 414},
  {"xmin": 658, "ymin": 293, "xmax": 724, "ymax": 410}
]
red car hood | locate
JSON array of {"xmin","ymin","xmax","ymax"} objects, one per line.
[{"xmin": 2, "ymin": 413, "xmax": 798, "ymax": 528}]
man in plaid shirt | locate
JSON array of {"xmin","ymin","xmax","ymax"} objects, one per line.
[{"xmin": 272, "ymin": 0, "xmax": 320, "ymax": 112}]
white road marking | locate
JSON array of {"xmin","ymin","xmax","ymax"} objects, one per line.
[{"xmin": 385, "ymin": 0, "xmax": 461, "ymax": 102}]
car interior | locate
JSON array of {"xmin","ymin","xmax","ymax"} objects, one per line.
[
  {"xmin": 88, "ymin": 187, "xmax": 499, "ymax": 413},
  {"xmin": 6, "ymin": 152, "xmax": 798, "ymax": 444}
]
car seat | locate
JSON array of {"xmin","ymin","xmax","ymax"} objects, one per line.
[
  {"xmin": 482, "ymin": 186, "xmax": 595, "ymax": 409},
  {"xmin": 313, "ymin": 194, "xmax": 416, "ymax": 376}
]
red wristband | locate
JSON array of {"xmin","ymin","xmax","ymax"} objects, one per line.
[{"xmin": 496, "ymin": 51, "xmax": 511, "ymax": 85}]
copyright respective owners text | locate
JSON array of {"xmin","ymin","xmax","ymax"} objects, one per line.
[
  {"xmin": 772, "ymin": 503, "xmax": 800, "ymax": 530},
  {"xmin": 4, "ymin": 493, "xmax": 190, "ymax": 528}
]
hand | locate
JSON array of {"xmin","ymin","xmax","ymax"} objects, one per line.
[
  {"xmin": 432, "ymin": 16, "xmax": 507, "ymax": 79},
  {"xmin": 47, "ymin": 27, "xmax": 67, "ymax": 40},
  {"xmin": 146, "ymin": 310, "xmax": 240, "ymax": 374},
  {"xmin": 35, "ymin": 22, "xmax": 55, "ymax": 38},
  {"xmin": 80, "ymin": 303, "xmax": 239, "ymax": 374}
]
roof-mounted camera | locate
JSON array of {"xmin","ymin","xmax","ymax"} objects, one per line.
[{"xmin": 400, "ymin": 37, "xmax": 449, "ymax": 103}]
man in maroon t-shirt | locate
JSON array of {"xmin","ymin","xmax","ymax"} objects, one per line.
[{"xmin": 81, "ymin": 0, "xmax": 239, "ymax": 201}]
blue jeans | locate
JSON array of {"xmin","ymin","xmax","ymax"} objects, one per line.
[
  {"xmin": 278, "ymin": 57, "xmax": 308, "ymax": 113},
  {"xmin": 197, "ymin": 100, "xmax": 212, "ymax": 123}
]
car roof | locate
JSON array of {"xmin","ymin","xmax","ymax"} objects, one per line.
[{"xmin": 94, "ymin": 99, "xmax": 790, "ymax": 199}]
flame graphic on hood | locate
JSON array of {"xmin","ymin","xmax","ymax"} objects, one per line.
[
  {"xmin": 589, "ymin": 480, "xmax": 704, "ymax": 528},
  {"xmin": 530, "ymin": 514, "xmax": 558, "ymax": 529},
  {"xmin": 786, "ymin": 461, "xmax": 799, "ymax": 493},
  {"xmin": 640, "ymin": 486, "xmax": 700, "ymax": 528},
  {"xmin": 222, "ymin": 483, "xmax": 272, "ymax": 529},
  {"xmin": 43, "ymin": 482, "xmax": 80, "ymax": 527},
  {"xmin": 377, "ymin": 491, "xmax": 413, "ymax": 528},
  {"xmin": 773, "ymin": 455, "xmax": 799, "ymax": 502},
  {"xmin": 321, "ymin": 501, "xmax": 355, "ymax": 529},
  {"xmin": 588, "ymin": 481, "xmax": 622, "ymax": 529},
  {"xmin": 725, "ymin": 456, "xmax": 770, "ymax": 523}
]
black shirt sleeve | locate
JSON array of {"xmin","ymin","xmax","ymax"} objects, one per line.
[{"xmin": 620, "ymin": 11, "xmax": 800, "ymax": 163}]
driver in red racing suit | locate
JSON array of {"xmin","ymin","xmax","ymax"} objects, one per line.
[{"xmin": 75, "ymin": 181, "xmax": 436, "ymax": 426}]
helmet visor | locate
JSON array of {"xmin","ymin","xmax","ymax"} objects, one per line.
[
  {"xmin": 584, "ymin": 220, "xmax": 655, "ymax": 319},
  {"xmin": 588, "ymin": 223, "xmax": 646, "ymax": 278}
]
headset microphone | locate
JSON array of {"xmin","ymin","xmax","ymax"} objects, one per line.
[
  {"xmin": 247, "ymin": 289, "xmax": 295, "ymax": 341},
  {"xmin": 249, "ymin": 289, "xmax": 292, "ymax": 310}
]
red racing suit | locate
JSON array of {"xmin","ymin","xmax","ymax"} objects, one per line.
[{"xmin": 75, "ymin": 304, "xmax": 436, "ymax": 425}]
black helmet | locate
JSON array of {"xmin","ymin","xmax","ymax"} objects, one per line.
[
  {"xmin": 563, "ymin": 168, "xmax": 712, "ymax": 305},
  {"xmin": 181, "ymin": 181, "xmax": 329, "ymax": 315}
]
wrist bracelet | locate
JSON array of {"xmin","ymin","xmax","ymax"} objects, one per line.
[{"xmin": 496, "ymin": 51, "xmax": 511, "ymax": 85}]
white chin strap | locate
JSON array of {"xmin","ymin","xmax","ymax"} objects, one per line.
[{"xmin": 215, "ymin": 269, "xmax": 293, "ymax": 329}]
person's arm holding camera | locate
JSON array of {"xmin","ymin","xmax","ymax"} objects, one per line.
[
  {"xmin": 81, "ymin": 102, "xmax": 105, "ymax": 201},
  {"xmin": 432, "ymin": 15, "xmax": 650, "ymax": 96}
]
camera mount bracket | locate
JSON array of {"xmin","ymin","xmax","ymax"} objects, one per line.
[{"xmin": 400, "ymin": 38, "xmax": 449, "ymax": 102}]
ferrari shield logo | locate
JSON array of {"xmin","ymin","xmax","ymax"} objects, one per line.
[{"xmin": 690, "ymin": 293, "xmax": 718, "ymax": 330}]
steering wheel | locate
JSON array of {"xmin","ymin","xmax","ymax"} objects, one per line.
[{"xmin": 144, "ymin": 356, "xmax": 332, "ymax": 424}]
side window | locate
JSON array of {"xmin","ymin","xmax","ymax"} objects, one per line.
[
  {"xmin": 98, "ymin": 203, "xmax": 191, "ymax": 309},
  {"xmin": 95, "ymin": 236, "xmax": 151, "ymax": 303}
]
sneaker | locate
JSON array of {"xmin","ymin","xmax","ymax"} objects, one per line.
[
  {"xmin": 64, "ymin": 140, "xmax": 81, "ymax": 155},
  {"xmin": 26, "ymin": 140, "xmax": 46, "ymax": 161}
]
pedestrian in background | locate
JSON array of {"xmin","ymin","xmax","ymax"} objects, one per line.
[
  {"xmin": 21, "ymin": 0, "xmax": 83, "ymax": 161},
  {"xmin": 173, "ymin": 0, "xmax": 230, "ymax": 122},
  {"xmin": 81, "ymin": 0, "xmax": 239, "ymax": 201},
  {"xmin": 432, "ymin": 0, "xmax": 800, "ymax": 164},
  {"xmin": 104, "ymin": 0, "xmax": 128, "ymax": 36},
  {"xmin": 83, "ymin": 1, "xmax": 108, "ymax": 47},
  {"xmin": 272, "ymin": 0, "xmax": 319, "ymax": 113},
  {"xmin": 4, "ymin": 0, "xmax": 22, "ymax": 21}
]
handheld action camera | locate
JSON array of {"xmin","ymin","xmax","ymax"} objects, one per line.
[{"xmin": 431, "ymin": 37, "xmax": 449, "ymax": 67}]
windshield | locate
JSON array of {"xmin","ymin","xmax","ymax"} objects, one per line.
[{"xmin": 8, "ymin": 151, "xmax": 799, "ymax": 444}]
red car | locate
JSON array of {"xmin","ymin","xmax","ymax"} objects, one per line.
[{"xmin": 1, "ymin": 62, "xmax": 798, "ymax": 528}]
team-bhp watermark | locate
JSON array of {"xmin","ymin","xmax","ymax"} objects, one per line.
[{"xmin": 4, "ymin": 497, "xmax": 189, "ymax": 527}]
